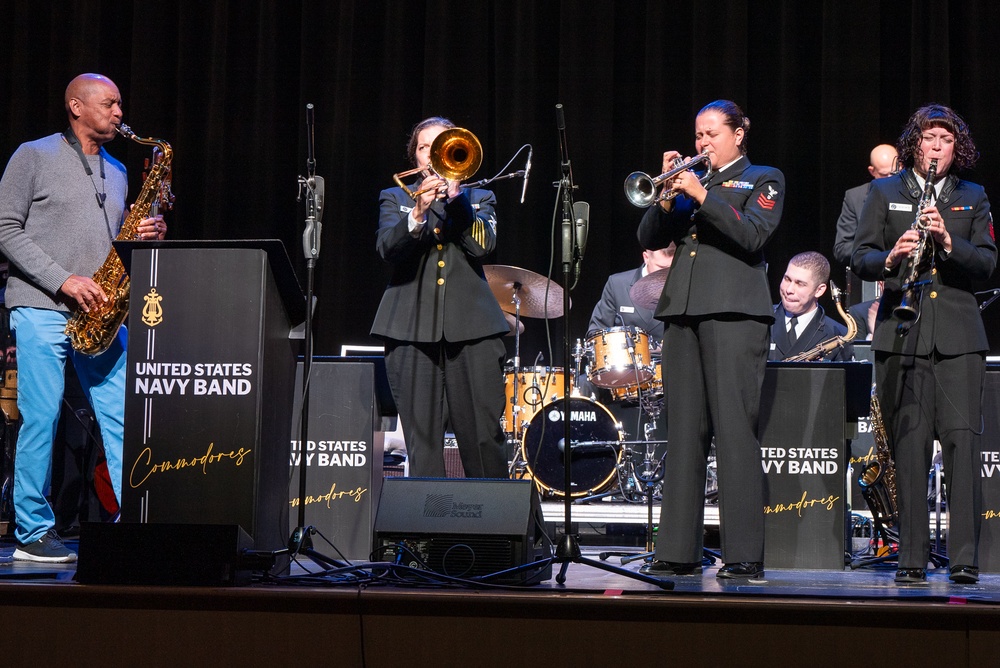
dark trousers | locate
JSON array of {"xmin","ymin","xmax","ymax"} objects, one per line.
[
  {"xmin": 385, "ymin": 336, "xmax": 508, "ymax": 478},
  {"xmin": 655, "ymin": 317, "xmax": 769, "ymax": 564},
  {"xmin": 876, "ymin": 350, "xmax": 985, "ymax": 568}
]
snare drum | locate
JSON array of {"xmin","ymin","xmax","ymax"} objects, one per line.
[
  {"xmin": 502, "ymin": 366, "xmax": 568, "ymax": 437},
  {"xmin": 520, "ymin": 396, "xmax": 622, "ymax": 497},
  {"xmin": 609, "ymin": 362, "xmax": 663, "ymax": 403},
  {"xmin": 586, "ymin": 326, "xmax": 654, "ymax": 388}
]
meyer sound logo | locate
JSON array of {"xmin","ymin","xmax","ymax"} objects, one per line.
[
  {"xmin": 423, "ymin": 493, "xmax": 454, "ymax": 517},
  {"xmin": 142, "ymin": 288, "xmax": 163, "ymax": 327},
  {"xmin": 422, "ymin": 493, "xmax": 484, "ymax": 519}
]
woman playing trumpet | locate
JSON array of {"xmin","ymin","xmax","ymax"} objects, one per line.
[
  {"xmin": 371, "ymin": 116, "xmax": 509, "ymax": 478},
  {"xmin": 851, "ymin": 104, "xmax": 997, "ymax": 584},
  {"xmin": 636, "ymin": 100, "xmax": 784, "ymax": 579}
]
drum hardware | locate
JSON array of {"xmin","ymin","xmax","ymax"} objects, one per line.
[
  {"xmin": 484, "ymin": 265, "xmax": 568, "ymax": 319},
  {"xmin": 502, "ymin": 365, "xmax": 568, "ymax": 439},
  {"xmin": 585, "ymin": 326, "xmax": 655, "ymax": 389},
  {"xmin": 520, "ymin": 396, "xmax": 622, "ymax": 498},
  {"xmin": 598, "ymin": 404, "xmax": 667, "ymax": 563}
]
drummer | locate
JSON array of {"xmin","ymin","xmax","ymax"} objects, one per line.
[{"xmin": 579, "ymin": 243, "xmax": 674, "ymax": 424}]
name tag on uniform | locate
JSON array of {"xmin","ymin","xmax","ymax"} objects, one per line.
[
  {"xmin": 889, "ymin": 202, "xmax": 913, "ymax": 212},
  {"xmin": 770, "ymin": 342, "xmax": 776, "ymax": 351},
  {"xmin": 619, "ymin": 306, "xmax": 635, "ymax": 314},
  {"xmin": 399, "ymin": 205, "xmax": 414, "ymax": 213}
]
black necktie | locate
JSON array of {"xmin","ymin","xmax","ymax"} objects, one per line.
[{"xmin": 788, "ymin": 316, "xmax": 798, "ymax": 345}]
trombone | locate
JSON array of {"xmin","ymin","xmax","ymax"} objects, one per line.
[
  {"xmin": 624, "ymin": 152, "xmax": 713, "ymax": 208},
  {"xmin": 393, "ymin": 127, "xmax": 483, "ymax": 199}
]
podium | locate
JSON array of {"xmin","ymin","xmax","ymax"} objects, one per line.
[
  {"xmin": 288, "ymin": 357, "xmax": 395, "ymax": 561},
  {"xmin": 759, "ymin": 361, "xmax": 871, "ymax": 569},
  {"xmin": 977, "ymin": 364, "xmax": 1000, "ymax": 571},
  {"xmin": 115, "ymin": 240, "xmax": 304, "ymax": 552}
]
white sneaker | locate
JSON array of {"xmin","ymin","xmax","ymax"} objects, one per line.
[{"xmin": 13, "ymin": 528, "xmax": 78, "ymax": 563}]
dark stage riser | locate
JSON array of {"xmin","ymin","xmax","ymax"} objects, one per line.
[
  {"xmin": 289, "ymin": 358, "xmax": 386, "ymax": 561},
  {"xmin": 119, "ymin": 243, "xmax": 300, "ymax": 553},
  {"xmin": 759, "ymin": 362, "xmax": 870, "ymax": 569},
  {"xmin": 977, "ymin": 365, "xmax": 1000, "ymax": 571}
]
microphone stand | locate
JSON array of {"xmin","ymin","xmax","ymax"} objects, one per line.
[
  {"xmin": 281, "ymin": 103, "xmax": 343, "ymax": 570},
  {"xmin": 547, "ymin": 104, "xmax": 671, "ymax": 589}
]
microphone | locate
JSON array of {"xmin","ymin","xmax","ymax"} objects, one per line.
[
  {"xmin": 573, "ymin": 201, "xmax": 589, "ymax": 261},
  {"xmin": 305, "ymin": 103, "xmax": 316, "ymax": 177},
  {"xmin": 520, "ymin": 146, "xmax": 532, "ymax": 204},
  {"xmin": 557, "ymin": 439, "xmax": 610, "ymax": 454}
]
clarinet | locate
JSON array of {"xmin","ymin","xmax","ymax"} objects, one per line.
[{"xmin": 892, "ymin": 158, "xmax": 938, "ymax": 328}]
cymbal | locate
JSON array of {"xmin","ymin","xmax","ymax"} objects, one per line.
[
  {"xmin": 484, "ymin": 265, "xmax": 568, "ymax": 319},
  {"xmin": 629, "ymin": 267, "xmax": 669, "ymax": 311},
  {"xmin": 504, "ymin": 312, "xmax": 525, "ymax": 336}
]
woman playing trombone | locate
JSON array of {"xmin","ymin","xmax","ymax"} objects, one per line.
[
  {"xmin": 371, "ymin": 117, "xmax": 509, "ymax": 479},
  {"xmin": 635, "ymin": 99, "xmax": 784, "ymax": 579}
]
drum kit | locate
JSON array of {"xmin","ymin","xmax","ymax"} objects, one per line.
[{"xmin": 486, "ymin": 264, "xmax": 671, "ymax": 500}]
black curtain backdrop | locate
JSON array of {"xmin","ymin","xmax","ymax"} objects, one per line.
[{"xmin": 2, "ymin": 0, "xmax": 999, "ymax": 363}]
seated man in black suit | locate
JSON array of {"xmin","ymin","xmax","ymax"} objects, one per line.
[{"xmin": 769, "ymin": 251, "xmax": 854, "ymax": 361}]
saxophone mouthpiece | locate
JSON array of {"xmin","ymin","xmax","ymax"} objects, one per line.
[{"xmin": 115, "ymin": 123, "xmax": 135, "ymax": 139}]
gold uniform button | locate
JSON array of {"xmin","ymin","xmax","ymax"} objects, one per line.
[
  {"xmin": 437, "ymin": 244, "xmax": 444, "ymax": 251},
  {"xmin": 691, "ymin": 233, "xmax": 697, "ymax": 240},
  {"xmin": 689, "ymin": 251, "xmax": 696, "ymax": 257},
  {"xmin": 437, "ymin": 260, "xmax": 445, "ymax": 268},
  {"xmin": 437, "ymin": 278, "xmax": 445, "ymax": 286},
  {"xmin": 931, "ymin": 268, "xmax": 937, "ymax": 275},
  {"xmin": 433, "ymin": 228, "xmax": 441, "ymax": 235},
  {"xmin": 929, "ymin": 291, "xmax": 937, "ymax": 299}
]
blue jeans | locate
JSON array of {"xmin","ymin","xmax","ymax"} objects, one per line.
[{"xmin": 10, "ymin": 307, "xmax": 126, "ymax": 544}]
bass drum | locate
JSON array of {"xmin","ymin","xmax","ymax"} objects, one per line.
[{"xmin": 520, "ymin": 397, "xmax": 622, "ymax": 497}]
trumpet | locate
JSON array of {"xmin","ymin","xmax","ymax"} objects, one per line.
[
  {"xmin": 624, "ymin": 152, "xmax": 713, "ymax": 208},
  {"xmin": 393, "ymin": 127, "xmax": 483, "ymax": 199}
]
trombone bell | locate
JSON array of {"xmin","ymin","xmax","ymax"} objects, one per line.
[{"xmin": 393, "ymin": 127, "xmax": 483, "ymax": 199}]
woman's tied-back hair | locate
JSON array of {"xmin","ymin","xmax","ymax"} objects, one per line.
[{"xmin": 698, "ymin": 100, "xmax": 751, "ymax": 155}]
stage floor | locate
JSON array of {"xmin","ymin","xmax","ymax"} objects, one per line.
[{"xmin": 3, "ymin": 537, "xmax": 1000, "ymax": 667}]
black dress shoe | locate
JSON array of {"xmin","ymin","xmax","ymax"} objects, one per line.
[
  {"xmin": 949, "ymin": 565, "xmax": 979, "ymax": 584},
  {"xmin": 639, "ymin": 560, "xmax": 701, "ymax": 576},
  {"xmin": 895, "ymin": 568, "xmax": 927, "ymax": 584},
  {"xmin": 716, "ymin": 562, "xmax": 763, "ymax": 579}
]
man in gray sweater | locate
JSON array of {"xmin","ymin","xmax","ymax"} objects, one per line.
[{"xmin": 0, "ymin": 73, "xmax": 165, "ymax": 562}]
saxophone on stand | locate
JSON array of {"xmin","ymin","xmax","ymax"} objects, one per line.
[
  {"xmin": 64, "ymin": 124, "xmax": 173, "ymax": 356},
  {"xmin": 858, "ymin": 385, "xmax": 898, "ymax": 553}
]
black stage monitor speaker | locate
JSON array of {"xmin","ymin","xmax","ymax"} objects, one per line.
[
  {"xmin": 76, "ymin": 522, "xmax": 255, "ymax": 586},
  {"xmin": 373, "ymin": 478, "xmax": 552, "ymax": 585}
]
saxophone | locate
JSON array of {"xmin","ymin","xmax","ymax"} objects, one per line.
[
  {"xmin": 782, "ymin": 281, "xmax": 858, "ymax": 361},
  {"xmin": 893, "ymin": 158, "xmax": 938, "ymax": 328},
  {"xmin": 858, "ymin": 385, "xmax": 898, "ymax": 532},
  {"xmin": 64, "ymin": 124, "xmax": 173, "ymax": 355}
]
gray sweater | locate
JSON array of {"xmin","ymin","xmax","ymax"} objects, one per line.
[{"xmin": 0, "ymin": 133, "xmax": 128, "ymax": 311}]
